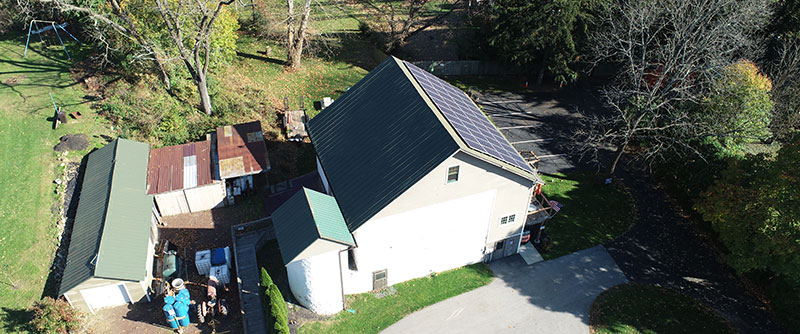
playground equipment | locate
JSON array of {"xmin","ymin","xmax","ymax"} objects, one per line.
[{"xmin": 24, "ymin": 20, "xmax": 81, "ymax": 60}]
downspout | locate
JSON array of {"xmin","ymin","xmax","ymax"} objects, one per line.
[
  {"xmin": 516, "ymin": 183, "xmax": 537, "ymax": 254},
  {"xmin": 337, "ymin": 247, "xmax": 352, "ymax": 311}
]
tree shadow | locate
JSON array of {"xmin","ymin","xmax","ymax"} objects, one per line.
[
  {"xmin": 235, "ymin": 51, "xmax": 286, "ymax": 66},
  {"xmin": 0, "ymin": 307, "xmax": 33, "ymax": 333},
  {"xmin": 264, "ymin": 140, "xmax": 317, "ymax": 185}
]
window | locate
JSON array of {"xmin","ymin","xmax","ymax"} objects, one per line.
[
  {"xmin": 447, "ymin": 166, "xmax": 460, "ymax": 183},
  {"xmin": 373, "ymin": 269, "xmax": 388, "ymax": 290},
  {"xmin": 347, "ymin": 249, "xmax": 358, "ymax": 271},
  {"xmin": 499, "ymin": 214, "xmax": 516, "ymax": 225}
]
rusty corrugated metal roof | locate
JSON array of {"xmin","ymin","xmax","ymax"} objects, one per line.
[
  {"xmin": 146, "ymin": 140, "xmax": 213, "ymax": 194},
  {"xmin": 216, "ymin": 121, "xmax": 270, "ymax": 179}
]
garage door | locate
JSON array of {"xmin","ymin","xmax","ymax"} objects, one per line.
[{"xmin": 80, "ymin": 284, "xmax": 130, "ymax": 312}]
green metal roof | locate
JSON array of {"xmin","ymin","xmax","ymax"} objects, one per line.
[
  {"xmin": 307, "ymin": 57, "xmax": 461, "ymax": 232},
  {"xmin": 304, "ymin": 188, "xmax": 355, "ymax": 245},
  {"xmin": 60, "ymin": 139, "xmax": 152, "ymax": 295},
  {"xmin": 272, "ymin": 188, "xmax": 354, "ymax": 264}
]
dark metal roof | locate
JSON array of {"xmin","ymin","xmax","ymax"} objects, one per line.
[
  {"xmin": 216, "ymin": 121, "xmax": 270, "ymax": 179},
  {"xmin": 404, "ymin": 61, "xmax": 535, "ymax": 173},
  {"xmin": 60, "ymin": 141, "xmax": 115, "ymax": 295},
  {"xmin": 60, "ymin": 139, "xmax": 153, "ymax": 295},
  {"xmin": 272, "ymin": 188, "xmax": 354, "ymax": 264},
  {"xmin": 146, "ymin": 140, "xmax": 213, "ymax": 194},
  {"xmin": 307, "ymin": 57, "xmax": 460, "ymax": 232}
]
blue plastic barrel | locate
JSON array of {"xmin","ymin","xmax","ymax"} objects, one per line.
[
  {"xmin": 164, "ymin": 295, "xmax": 175, "ymax": 306},
  {"xmin": 178, "ymin": 287, "xmax": 190, "ymax": 299},
  {"xmin": 176, "ymin": 291, "xmax": 190, "ymax": 306},
  {"xmin": 174, "ymin": 300, "xmax": 190, "ymax": 327},
  {"xmin": 163, "ymin": 304, "xmax": 178, "ymax": 329}
]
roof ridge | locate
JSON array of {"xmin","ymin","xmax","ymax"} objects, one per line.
[
  {"xmin": 399, "ymin": 60, "xmax": 539, "ymax": 183},
  {"xmin": 93, "ymin": 139, "xmax": 120, "ymax": 273},
  {"xmin": 302, "ymin": 188, "xmax": 325, "ymax": 240}
]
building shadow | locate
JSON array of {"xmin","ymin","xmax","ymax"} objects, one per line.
[{"xmin": 40, "ymin": 151, "xmax": 92, "ymax": 300}]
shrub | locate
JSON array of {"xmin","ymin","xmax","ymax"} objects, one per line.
[
  {"xmin": 260, "ymin": 267, "xmax": 273, "ymax": 288},
  {"xmin": 696, "ymin": 139, "xmax": 800, "ymax": 286},
  {"xmin": 269, "ymin": 283, "xmax": 290, "ymax": 334},
  {"xmin": 260, "ymin": 267, "xmax": 289, "ymax": 334},
  {"xmin": 29, "ymin": 297, "xmax": 83, "ymax": 334}
]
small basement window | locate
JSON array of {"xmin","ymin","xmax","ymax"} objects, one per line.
[
  {"xmin": 373, "ymin": 269, "xmax": 388, "ymax": 290},
  {"xmin": 499, "ymin": 214, "xmax": 516, "ymax": 225},
  {"xmin": 447, "ymin": 166, "xmax": 460, "ymax": 183},
  {"xmin": 347, "ymin": 249, "xmax": 358, "ymax": 271}
]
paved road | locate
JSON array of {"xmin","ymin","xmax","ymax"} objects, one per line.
[{"xmin": 382, "ymin": 246, "xmax": 627, "ymax": 334}]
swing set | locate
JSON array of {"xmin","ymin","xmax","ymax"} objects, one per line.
[{"xmin": 24, "ymin": 20, "xmax": 81, "ymax": 60}]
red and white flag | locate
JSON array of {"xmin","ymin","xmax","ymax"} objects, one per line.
[{"xmin": 549, "ymin": 200, "xmax": 562, "ymax": 212}]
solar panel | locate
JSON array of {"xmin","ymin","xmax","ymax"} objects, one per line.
[{"xmin": 404, "ymin": 62, "xmax": 534, "ymax": 173}]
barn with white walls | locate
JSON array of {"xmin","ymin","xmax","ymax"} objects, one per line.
[{"xmin": 271, "ymin": 57, "xmax": 542, "ymax": 314}]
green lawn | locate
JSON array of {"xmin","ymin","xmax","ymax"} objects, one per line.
[
  {"xmin": 0, "ymin": 35, "xmax": 114, "ymax": 332},
  {"xmin": 538, "ymin": 173, "xmax": 633, "ymax": 260},
  {"xmin": 299, "ymin": 263, "xmax": 494, "ymax": 334},
  {"xmin": 590, "ymin": 283, "xmax": 736, "ymax": 334}
]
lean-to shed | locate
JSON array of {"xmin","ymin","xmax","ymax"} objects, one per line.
[{"xmin": 146, "ymin": 140, "xmax": 226, "ymax": 216}]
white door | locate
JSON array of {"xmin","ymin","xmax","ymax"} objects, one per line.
[{"xmin": 80, "ymin": 283, "xmax": 131, "ymax": 312}]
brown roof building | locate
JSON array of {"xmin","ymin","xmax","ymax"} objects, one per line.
[
  {"xmin": 216, "ymin": 121, "xmax": 270, "ymax": 179},
  {"xmin": 146, "ymin": 140, "xmax": 214, "ymax": 195}
]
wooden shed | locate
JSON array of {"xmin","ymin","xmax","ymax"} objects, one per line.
[{"xmin": 146, "ymin": 140, "xmax": 226, "ymax": 217}]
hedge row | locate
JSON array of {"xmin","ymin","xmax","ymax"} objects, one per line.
[{"xmin": 260, "ymin": 268, "xmax": 289, "ymax": 334}]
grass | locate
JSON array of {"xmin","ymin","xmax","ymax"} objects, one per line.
[
  {"xmin": 590, "ymin": 283, "xmax": 736, "ymax": 334},
  {"xmin": 538, "ymin": 173, "xmax": 633, "ymax": 260},
  {"xmin": 0, "ymin": 35, "xmax": 114, "ymax": 333},
  {"xmin": 299, "ymin": 263, "xmax": 494, "ymax": 334}
]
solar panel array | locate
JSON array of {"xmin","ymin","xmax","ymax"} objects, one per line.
[{"xmin": 404, "ymin": 62, "xmax": 534, "ymax": 173}]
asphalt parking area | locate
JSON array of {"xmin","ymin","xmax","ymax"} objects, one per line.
[
  {"xmin": 382, "ymin": 246, "xmax": 627, "ymax": 334},
  {"xmin": 478, "ymin": 92, "xmax": 582, "ymax": 175}
]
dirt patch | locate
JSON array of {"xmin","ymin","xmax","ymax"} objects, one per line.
[
  {"xmin": 53, "ymin": 134, "xmax": 89, "ymax": 152},
  {"xmin": 2, "ymin": 74, "xmax": 26, "ymax": 85},
  {"xmin": 85, "ymin": 198, "xmax": 266, "ymax": 334}
]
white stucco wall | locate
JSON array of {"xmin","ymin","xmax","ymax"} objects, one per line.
[
  {"xmin": 340, "ymin": 189, "xmax": 496, "ymax": 294},
  {"xmin": 338, "ymin": 151, "xmax": 533, "ymax": 295},
  {"xmin": 286, "ymin": 251, "xmax": 343, "ymax": 315}
]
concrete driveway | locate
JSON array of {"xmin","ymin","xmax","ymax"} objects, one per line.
[{"xmin": 382, "ymin": 245, "xmax": 627, "ymax": 334}]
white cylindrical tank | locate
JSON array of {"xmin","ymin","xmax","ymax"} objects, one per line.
[{"xmin": 286, "ymin": 251, "xmax": 343, "ymax": 315}]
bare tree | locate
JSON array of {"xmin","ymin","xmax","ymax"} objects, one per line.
[
  {"xmin": 767, "ymin": 38, "xmax": 800, "ymax": 141},
  {"xmin": 287, "ymin": 0, "xmax": 312, "ymax": 68},
  {"xmin": 33, "ymin": 0, "xmax": 173, "ymax": 89},
  {"xmin": 359, "ymin": 0, "xmax": 459, "ymax": 54},
  {"xmin": 154, "ymin": 0, "xmax": 235, "ymax": 115},
  {"xmin": 575, "ymin": 0, "xmax": 771, "ymax": 174}
]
